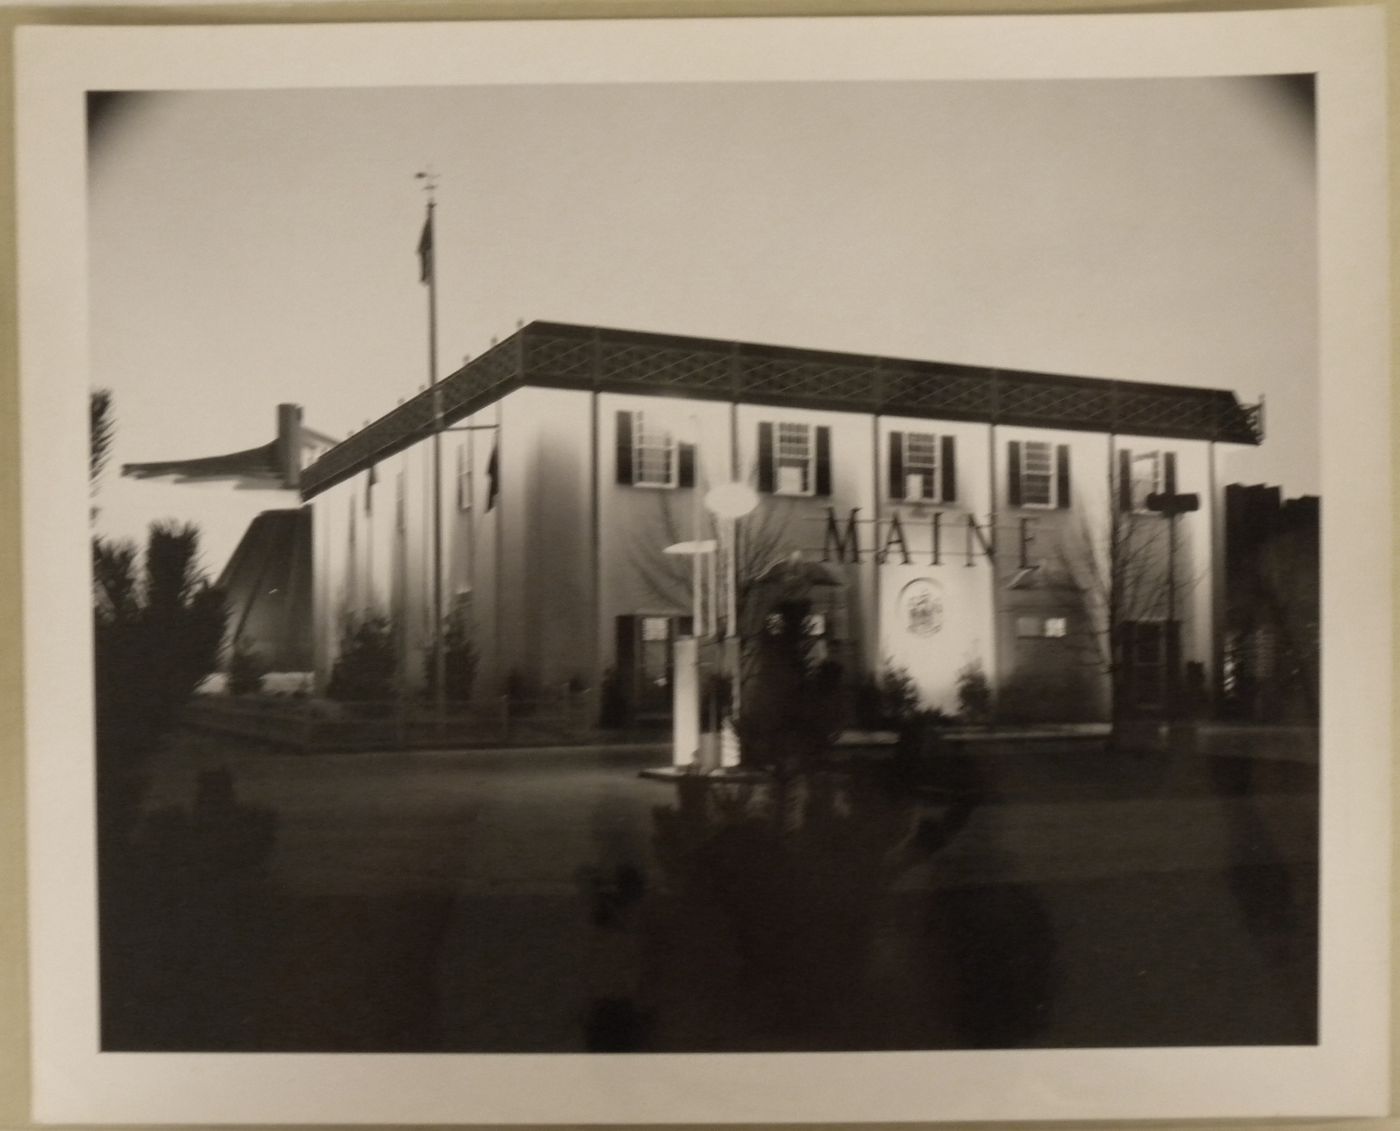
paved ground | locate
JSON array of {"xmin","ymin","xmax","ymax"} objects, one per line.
[{"xmin": 103, "ymin": 729, "xmax": 1318, "ymax": 1053}]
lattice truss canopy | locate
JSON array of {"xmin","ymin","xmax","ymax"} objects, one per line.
[{"xmin": 300, "ymin": 321, "xmax": 1263, "ymax": 499}]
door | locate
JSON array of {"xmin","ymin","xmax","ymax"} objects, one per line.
[
  {"xmin": 615, "ymin": 614, "xmax": 694, "ymax": 722},
  {"xmin": 1119, "ymin": 620, "xmax": 1181, "ymax": 716}
]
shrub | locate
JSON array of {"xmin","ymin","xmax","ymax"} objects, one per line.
[
  {"xmin": 93, "ymin": 522, "xmax": 227, "ymax": 851},
  {"xmin": 598, "ymin": 667, "xmax": 628, "ymax": 729},
  {"xmin": 879, "ymin": 663, "xmax": 921, "ymax": 724},
  {"xmin": 422, "ymin": 612, "xmax": 478, "ymax": 703},
  {"xmin": 849, "ymin": 663, "xmax": 924, "ymax": 730},
  {"xmin": 956, "ymin": 660, "xmax": 993, "ymax": 724},
  {"xmin": 326, "ymin": 613, "xmax": 397, "ymax": 703},
  {"xmin": 226, "ymin": 639, "xmax": 268, "ymax": 696}
]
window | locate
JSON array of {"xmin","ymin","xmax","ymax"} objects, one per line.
[
  {"xmin": 634, "ymin": 414, "xmax": 676, "ymax": 487},
  {"xmin": 903, "ymin": 432, "xmax": 938, "ymax": 500},
  {"xmin": 777, "ymin": 423, "xmax": 813, "ymax": 495},
  {"xmin": 1008, "ymin": 440, "xmax": 1070, "ymax": 509},
  {"xmin": 758, "ymin": 421, "xmax": 832, "ymax": 496},
  {"xmin": 613, "ymin": 614, "xmax": 694, "ymax": 717},
  {"xmin": 1118, "ymin": 448, "xmax": 1178, "ymax": 513},
  {"xmin": 890, "ymin": 431, "xmax": 957, "ymax": 502},
  {"xmin": 1126, "ymin": 622, "xmax": 1166, "ymax": 709},
  {"xmin": 1130, "ymin": 451, "xmax": 1162, "ymax": 512},
  {"xmin": 1020, "ymin": 441, "xmax": 1055, "ymax": 507},
  {"xmin": 345, "ymin": 502, "xmax": 359, "ymax": 606},
  {"xmin": 616, "ymin": 410, "xmax": 694, "ymax": 488},
  {"xmin": 1017, "ymin": 615, "xmax": 1070, "ymax": 639}
]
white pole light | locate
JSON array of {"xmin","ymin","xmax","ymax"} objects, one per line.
[{"xmin": 704, "ymin": 481, "xmax": 759, "ymax": 520}]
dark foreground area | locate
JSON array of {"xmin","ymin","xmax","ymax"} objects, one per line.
[{"xmin": 100, "ymin": 730, "xmax": 1317, "ymax": 1052}]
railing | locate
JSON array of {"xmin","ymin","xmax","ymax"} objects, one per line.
[
  {"xmin": 522, "ymin": 322, "xmax": 1266, "ymax": 445},
  {"xmin": 184, "ymin": 688, "xmax": 599, "ymax": 753},
  {"xmin": 299, "ymin": 334, "xmax": 523, "ymax": 498}
]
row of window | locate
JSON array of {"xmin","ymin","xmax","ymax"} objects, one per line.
[
  {"xmin": 614, "ymin": 411, "xmax": 1180, "ymax": 511},
  {"xmin": 355, "ymin": 417, "xmax": 1176, "ymax": 514}
]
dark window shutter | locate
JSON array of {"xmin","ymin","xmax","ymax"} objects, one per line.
[
  {"xmin": 1008, "ymin": 441, "xmax": 1022, "ymax": 507},
  {"xmin": 1163, "ymin": 451, "xmax": 1177, "ymax": 496},
  {"xmin": 678, "ymin": 443, "xmax": 696, "ymax": 488},
  {"xmin": 1118, "ymin": 449, "xmax": 1133, "ymax": 512},
  {"xmin": 888, "ymin": 431, "xmax": 906, "ymax": 499},
  {"xmin": 677, "ymin": 615, "xmax": 695, "ymax": 636},
  {"xmin": 941, "ymin": 435, "xmax": 957, "ymax": 503},
  {"xmin": 757, "ymin": 422, "xmax": 775, "ymax": 493},
  {"xmin": 1056, "ymin": 444, "xmax": 1071, "ymax": 509},
  {"xmin": 814, "ymin": 426, "xmax": 832, "ymax": 496},
  {"xmin": 615, "ymin": 411, "xmax": 634, "ymax": 485}
]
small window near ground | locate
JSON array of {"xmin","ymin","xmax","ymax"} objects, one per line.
[{"xmin": 1018, "ymin": 615, "xmax": 1070, "ymax": 638}]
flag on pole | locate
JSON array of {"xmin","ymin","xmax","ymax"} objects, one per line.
[
  {"xmin": 485, "ymin": 443, "xmax": 499, "ymax": 511},
  {"xmin": 417, "ymin": 212, "xmax": 434, "ymax": 284}
]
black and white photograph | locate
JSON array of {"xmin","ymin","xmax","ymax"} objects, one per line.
[{"xmin": 16, "ymin": 10, "xmax": 1390, "ymax": 1125}]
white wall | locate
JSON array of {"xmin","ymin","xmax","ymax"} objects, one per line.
[
  {"xmin": 876, "ymin": 416, "xmax": 997, "ymax": 713},
  {"xmin": 308, "ymin": 391, "xmax": 1227, "ymax": 721}
]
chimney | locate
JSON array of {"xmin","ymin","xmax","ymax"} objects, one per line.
[{"xmin": 277, "ymin": 404, "xmax": 303, "ymax": 490}]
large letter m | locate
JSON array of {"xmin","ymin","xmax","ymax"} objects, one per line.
[{"xmin": 823, "ymin": 507, "xmax": 862, "ymax": 564}]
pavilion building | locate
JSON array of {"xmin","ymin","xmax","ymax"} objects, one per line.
[{"xmin": 299, "ymin": 321, "xmax": 1262, "ymax": 723}]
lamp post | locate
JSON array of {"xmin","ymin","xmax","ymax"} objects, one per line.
[
  {"xmin": 663, "ymin": 539, "xmax": 718, "ymax": 769},
  {"xmin": 1145, "ymin": 489, "xmax": 1200, "ymax": 726},
  {"xmin": 704, "ymin": 482, "xmax": 760, "ymax": 768}
]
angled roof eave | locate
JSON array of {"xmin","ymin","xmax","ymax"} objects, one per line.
[{"xmin": 299, "ymin": 321, "xmax": 1264, "ymax": 501}]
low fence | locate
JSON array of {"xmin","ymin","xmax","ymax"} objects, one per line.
[{"xmin": 184, "ymin": 689, "xmax": 601, "ymax": 753}]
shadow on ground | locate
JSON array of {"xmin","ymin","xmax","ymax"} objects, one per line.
[{"xmin": 99, "ymin": 737, "xmax": 1317, "ymax": 1052}]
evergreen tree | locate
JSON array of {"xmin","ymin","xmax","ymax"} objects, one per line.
[{"xmin": 93, "ymin": 522, "xmax": 227, "ymax": 850}]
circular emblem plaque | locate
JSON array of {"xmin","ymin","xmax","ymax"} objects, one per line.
[{"xmin": 899, "ymin": 578, "xmax": 944, "ymax": 637}]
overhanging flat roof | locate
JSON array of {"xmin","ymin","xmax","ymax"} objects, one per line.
[{"xmin": 301, "ymin": 321, "xmax": 1264, "ymax": 500}]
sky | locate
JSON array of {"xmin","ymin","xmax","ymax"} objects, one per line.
[{"xmin": 88, "ymin": 77, "xmax": 1317, "ymax": 574}]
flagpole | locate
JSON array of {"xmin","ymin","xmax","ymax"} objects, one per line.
[{"xmin": 418, "ymin": 171, "xmax": 446, "ymax": 723}]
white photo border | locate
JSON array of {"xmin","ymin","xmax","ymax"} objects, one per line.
[{"xmin": 16, "ymin": 9, "xmax": 1390, "ymax": 1124}]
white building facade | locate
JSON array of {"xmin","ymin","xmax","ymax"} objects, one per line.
[{"xmin": 301, "ymin": 322, "xmax": 1262, "ymax": 723}]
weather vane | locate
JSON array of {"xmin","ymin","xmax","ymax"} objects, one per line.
[{"xmin": 414, "ymin": 167, "xmax": 439, "ymax": 201}]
